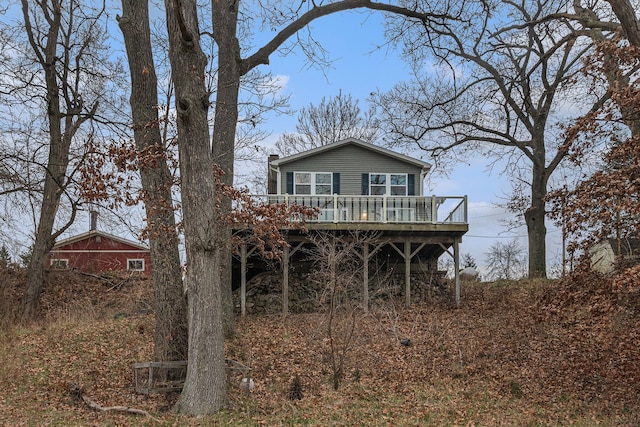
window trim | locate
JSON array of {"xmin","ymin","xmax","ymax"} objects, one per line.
[
  {"xmin": 50, "ymin": 258, "xmax": 69, "ymax": 269},
  {"xmin": 368, "ymin": 173, "xmax": 408, "ymax": 196},
  {"xmin": 293, "ymin": 171, "xmax": 333, "ymax": 195},
  {"xmin": 127, "ymin": 258, "xmax": 145, "ymax": 272}
]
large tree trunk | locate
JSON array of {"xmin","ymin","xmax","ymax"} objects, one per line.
[
  {"xmin": 526, "ymin": 155, "xmax": 548, "ymax": 279},
  {"xmin": 21, "ymin": 1, "xmax": 68, "ymax": 321},
  {"xmin": 211, "ymin": 0, "xmax": 241, "ymax": 338},
  {"xmin": 165, "ymin": 0, "xmax": 226, "ymax": 414},
  {"xmin": 118, "ymin": 0, "xmax": 188, "ymax": 362}
]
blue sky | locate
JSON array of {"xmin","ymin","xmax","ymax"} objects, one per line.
[
  {"xmin": 1, "ymin": 4, "xmax": 563, "ymax": 276},
  {"xmin": 243, "ymin": 10, "xmax": 564, "ymax": 275}
]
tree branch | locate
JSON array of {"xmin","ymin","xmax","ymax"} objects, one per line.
[{"xmin": 241, "ymin": 0, "xmax": 456, "ymax": 75}]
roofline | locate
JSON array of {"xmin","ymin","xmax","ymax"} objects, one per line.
[
  {"xmin": 270, "ymin": 138, "xmax": 431, "ymax": 170},
  {"xmin": 52, "ymin": 230, "xmax": 150, "ymax": 251}
]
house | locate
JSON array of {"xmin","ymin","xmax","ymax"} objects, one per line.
[
  {"xmin": 234, "ymin": 138, "xmax": 469, "ymax": 313},
  {"xmin": 48, "ymin": 213, "xmax": 152, "ymax": 275},
  {"xmin": 589, "ymin": 237, "xmax": 640, "ymax": 273}
]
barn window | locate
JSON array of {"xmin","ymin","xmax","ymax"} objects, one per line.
[
  {"xmin": 127, "ymin": 259, "xmax": 145, "ymax": 271},
  {"xmin": 50, "ymin": 259, "xmax": 68, "ymax": 269}
]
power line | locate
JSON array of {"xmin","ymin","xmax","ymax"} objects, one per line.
[
  {"xmin": 465, "ymin": 234, "xmax": 528, "ymax": 238},
  {"xmin": 471, "ymin": 212, "xmax": 510, "ymax": 219}
]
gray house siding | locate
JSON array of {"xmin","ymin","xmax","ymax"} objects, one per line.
[{"xmin": 278, "ymin": 144, "xmax": 424, "ymax": 196}]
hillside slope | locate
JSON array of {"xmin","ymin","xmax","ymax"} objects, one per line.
[{"xmin": 0, "ymin": 269, "xmax": 638, "ymax": 426}]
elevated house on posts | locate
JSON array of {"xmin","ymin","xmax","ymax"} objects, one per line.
[{"xmin": 234, "ymin": 138, "xmax": 468, "ymax": 314}]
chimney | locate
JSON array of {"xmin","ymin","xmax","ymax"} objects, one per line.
[
  {"xmin": 90, "ymin": 210, "xmax": 98, "ymax": 231},
  {"xmin": 267, "ymin": 154, "xmax": 279, "ymax": 194}
]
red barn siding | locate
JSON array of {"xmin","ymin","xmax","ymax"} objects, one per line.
[{"xmin": 49, "ymin": 232, "xmax": 152, "ymax": 275}]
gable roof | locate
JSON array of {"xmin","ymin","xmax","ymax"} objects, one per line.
[
  {"xmin": 270, "ymin": 138, "xmax": 431, "ymax": 170},
  {"xmin": 52, "ymin": 230, "xmax": 150, "ymax": 251}
]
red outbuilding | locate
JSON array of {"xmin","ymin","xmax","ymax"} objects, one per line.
[{"xmin": 48, "ymin": 230, "xmax": 152, "ymax": 275}]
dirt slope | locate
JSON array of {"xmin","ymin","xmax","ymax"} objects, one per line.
[{"xmin": 0, "ymin": 269, "xmax": 638, "ymax": 426}]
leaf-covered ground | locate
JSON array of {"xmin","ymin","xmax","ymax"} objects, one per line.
[{"xmin": 0, "ymin": 270, "xmax": 638, "ymax": 426}]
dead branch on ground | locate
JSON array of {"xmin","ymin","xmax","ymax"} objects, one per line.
[{"xmin": 69, "ymin": 382, "xmax": 161, "ymax": 422}]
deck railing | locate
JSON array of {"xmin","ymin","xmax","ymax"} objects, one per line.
[{"xmin": 256, "ymin": 194, "xmax": 468, "ymax": 224}]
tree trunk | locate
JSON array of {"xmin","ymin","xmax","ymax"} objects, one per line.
[
  {"xmin": 526, "ymin": 157, "xmax": 548, "ymax": 279},
  {"xmin": 606, "ymin": 0, "xmax": 640, "ymax": 48},
  {"xmin": 21, "ymin": 1, "xmax": 68, "ymax": 321},
  {"xmin": 118, "ymin": 0, "xmax": 188, "ymax": 362},
  {"xmin": 211, "ymin": 0, "xmax": 241, "ymax": 338},
  {"xmin": 164, "ymin": 0, "xmax": 226, "ymax": 414}
]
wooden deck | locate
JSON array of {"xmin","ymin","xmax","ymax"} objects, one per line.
[{"xmin": 233, "ymin": 194, "xmax": 469, "ymax": 314}]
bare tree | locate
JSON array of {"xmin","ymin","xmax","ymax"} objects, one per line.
[
  {"xmin": 117, "ymin": 0, "xmax": 188, "ymax": 363},
  {"xmin": 162, "ymin": 0, "xmax": 461, "ymax": 414},
  {"xmin": 0, "ymin": 0, "xmax": 121, "ymax": 320},
  {"xmin": 306, "ymin": 231, "xmax": 371, "ymax": 390},
  {"xmin": 275, "ymin": 90, "xmax": 380, "ymax": 156},
  {"xmin": 162, "ymin": 0, "xmax": 226, "ymax": 413},
  {"xmin": 372, "ymin": 0, "xmax": 623, "ymax": 278},
  {"xmin": 484, "ymin": 239, "xmax": 527, "ymax": 281}
]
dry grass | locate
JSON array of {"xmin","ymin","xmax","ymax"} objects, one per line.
[{"xmin": 0, "ymin": 272, "xmax": 638, "ymax": 426}]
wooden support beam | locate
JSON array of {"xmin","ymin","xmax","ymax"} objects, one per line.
[
  {"xmin": 241, "ymin": 242, "xmax": 247, "ymax": 317},
  {"xmin": 454, "ymin": 238, "xmax": 460, "ymax": 308},
  {"xmin": 438, "ymin": 242, "xmax": 454, "ymax": 258},
  {"xmin": 405, "ymin": 239, "xmax": 411, "ymax": 306},
  {"xmin": 363, "ymin": 243, "xmax": 369, "ymax": 312},
  {"xmin": 281, "ymin": 241, "xmax": 304, "ymax": 316},
  {"xmin": 239, "ymin": 244, "xmax": 259, "ymax": 317},
  {"xmin": 283, "ymin": 244, "xmax": 289, "ymax": 316},
  {"xmin": 353, "ymin": 241, "xmax": 384, "ymax": 312},
  {"xmin": 410, "ymin": 242, "xmax": 428, "ymax": 258}
]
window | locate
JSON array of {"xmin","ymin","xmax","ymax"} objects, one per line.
[
  {"xmin": 369, "ymin": 173, "xmax": 407, "ymax": 196},
  {"xmin": 314, "ymin": 173, "xmax": 332, "ymax": 195},
  {"xmin": 294, "ymin": 172, "xmax": 332, "ymax": 195},
  {"xmin": 127, "ymin": 259, "xmax": 145, "ymax": 271},
  {"xmin": 390, "ymin": 174, "xmax": 407, "ymax": 196},
  {"xmin": 50, "ymin": 259, "xmax": 68, "ymax": 269},
  {"xmin": 369, "ymin": 174, "xmax": 386, "ymax": 195},
  {"xmin": 294, "ymin": 172, "xmax": 311, "ymax": 194}
]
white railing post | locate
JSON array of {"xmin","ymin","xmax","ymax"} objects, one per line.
[
  {"xmin": 333, "ymin": 194, "xmax": 338, "ymax": 223},
  {"xmin": 431, "ymin": 195, "xmax": 437, "ymax": 223},
  {"xmin": 383, "ymin": 196, "xmax": 387, "ymax": 223},
  {"xmin": 464, "ymin": 195, "xmax": 468, "ymax": 224}
]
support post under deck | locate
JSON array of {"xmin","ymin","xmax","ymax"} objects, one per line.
[
  {"xmin": 405, "ymin": 239, "xmax": 411, "ymax": 306},
  {"xmin": 241, "ymin": 242, "xmax": 247, "ymax": 316},
  {"xmin": 454, "ymin": 238, "xmax": 460, "ymax": 308},
  {"xmin": 363, "ymin": 243, "xmax": 369, "ymax": 311},
  {"xmin": 283, "ymin": 244, "xmax": 289, "ymax": 315}
]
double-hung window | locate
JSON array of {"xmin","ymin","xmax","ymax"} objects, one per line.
[
  {"xmin": 294, "ymin": 172, "xmax": 332, "ymax": 195},
  {"xmin": 369, "ymin": 173, "xmax": 407, "ymax": 196},
  {"xmin": 390, "ymin": 174, "xmax": 407, "ymax": 196}
]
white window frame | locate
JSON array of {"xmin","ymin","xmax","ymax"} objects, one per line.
[
  {"xmin": 50, "ymin": 258, "xmax": 69, "ymax": 269},
  {"xmin": 294, "ymin": 172, "xmax": 332, "ymax": 195},
  {"xmin": 369, "ymin": 173, "xmax": 408, "ymax": 196},
  {"xmin": 127, "ymin": 258, "xmax": 145, "ymax": 271}
]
